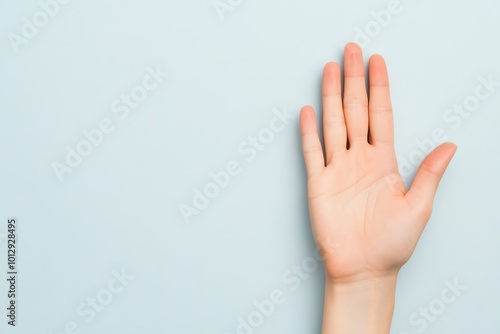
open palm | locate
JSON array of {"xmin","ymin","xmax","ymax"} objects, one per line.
[{"xmin": 300, "ymin": 43, "xmax": 457, "ymax": 283}]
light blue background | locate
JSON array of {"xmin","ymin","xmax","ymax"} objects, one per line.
[{"xmin": 0, "ymin": 0, "xmax": 499, "ymax": 333}]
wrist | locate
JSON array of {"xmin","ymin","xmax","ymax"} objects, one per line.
[
  {"xmin": 322, "ymin": 272, "xmax": 399, "ymax": 334},
  {"xmin": 325, "ymin": 269, "xmax": 400, "ymax": 289}
]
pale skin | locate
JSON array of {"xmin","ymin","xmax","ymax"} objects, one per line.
[{"xmin": 299, "ymin": 43, "xmax": 457, "ymax": 334}]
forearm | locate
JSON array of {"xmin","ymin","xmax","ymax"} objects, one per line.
[{"xmin": 321, "ymin": 273, "xmax": 398, "ymax": 334}]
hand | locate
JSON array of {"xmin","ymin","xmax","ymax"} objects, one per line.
[
  {"xmin": 300, "ymin": 42, "xmax": 457, "ymax": 334},
  {"xmin": 299, "ymin": 43, "xmax": 457, "ymax": 284}
]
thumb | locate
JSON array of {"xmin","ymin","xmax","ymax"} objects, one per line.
[{"xmin": 405, "ymin": 142, "xmax": 457, "ymax": 220}]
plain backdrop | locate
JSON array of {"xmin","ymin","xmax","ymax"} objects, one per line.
[{"xmin": 0, "ymin": 0, "xmax": 499, "ymax": 333}]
